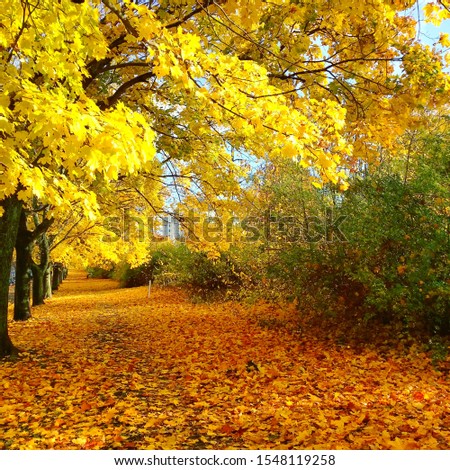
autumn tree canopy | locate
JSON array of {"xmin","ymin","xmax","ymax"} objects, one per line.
[{"xmin": 1, "ymin": 0, "xmax": 450, "ymax": 355}]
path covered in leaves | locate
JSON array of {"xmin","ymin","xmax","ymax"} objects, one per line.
[{"xmin": 1, "ymin": 272, "xmax": 449, "ymax": 449}]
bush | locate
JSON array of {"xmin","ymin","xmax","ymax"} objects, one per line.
[
  {"xmin": 267, "ymin": 147, "xmax": 449, "ymax": 337},
  {"xmin": 340, "ymin": 158, "xmax": 449, "ymax": 334},
  {"xmin": 114, "ymin": 242, "xmax": 244, "ymax": 300},
  {"xmin": 115, "ymin": 247, "xmax": 172, "ymax": 288},
  {"xmin": 183, "ymin": 251, "xmax": 243, "ymax": 300},
  {"xmin": 86, "ymin": 266, "xmax": 114, "ymax": 279}
]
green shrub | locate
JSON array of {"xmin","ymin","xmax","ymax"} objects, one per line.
[
  {"xmin": 86, "ymin": 266, "xmax": 114, "ymax": 279},
  {"xmin": 115, "ymin": 247, "xmax": 172, "ymax": 288},
  {"xmin": 114, "ymin": 242, "xmax": 243, "ymax": 299},
  {"xmin": 269, "ymin": 148, "xmax": 449, "ymax": 336},
  {"xmin": 247, "ymin": 134, "xmax": 449, "ymax": 339}
]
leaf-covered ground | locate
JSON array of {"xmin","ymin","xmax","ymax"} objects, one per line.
[{"xmin": 1, "ymin": 272, "xmax": 449, "ymax": 450}]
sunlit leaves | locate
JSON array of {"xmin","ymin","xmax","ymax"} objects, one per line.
[
  {"xmin": 0, "ymin": 0, "xmax": 156, "ymax": 220},
  {"xmin": 2, "ymin": 0, "xmax": 449, "ymax": 228},
  {"xmin": 423, "ymin": 2, "xmax": 450, "ymax": 26}
]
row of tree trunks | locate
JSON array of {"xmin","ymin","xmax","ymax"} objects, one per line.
[
  {"xmin": 0, "ymin": 195, "xmax": 22, "ymax": 356},
  {"xmin": 1, "ymin": 197, "xmax": 66, "ymax": 355},
  {"xmin": 14, "ymin": 259, "xmax": 63, "ymax": 321},
  {"xmin": 14, "ymin": 258, "xmax": 66, "ymax": 317}
]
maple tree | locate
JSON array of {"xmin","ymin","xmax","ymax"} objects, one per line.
[
  {"xmin": 0, "ymin": 0, "xmax": 155, "ymax": 354},
  {"xmin": 1, "ymin": 0, "xmax": 450, "ymax": 355}
]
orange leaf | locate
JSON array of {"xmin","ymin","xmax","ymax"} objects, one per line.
[
  {"xmin": 220, "ymin": 424, "xmax": 234, "ymax": 435},
  {"xmin": 80, "ymin": 401, "xmax": 92, "ymax": 412}
]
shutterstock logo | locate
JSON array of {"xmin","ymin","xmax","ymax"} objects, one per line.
[{"xmin": 102, "ymin": 209, "xmax": 347, "ymax": 244}]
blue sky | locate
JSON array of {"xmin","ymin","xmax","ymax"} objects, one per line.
[
  {"xmin": 419, "ymin": 20, "xmax": 450, "ymax": 43},
  {"xmin": 416, "ymin": 1, "xmax": 450, "ymax": 45}
]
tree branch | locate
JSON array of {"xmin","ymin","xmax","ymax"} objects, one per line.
[
  {"xmin": 164, "ymin": 0, "xmax": 215, "ymax": 29},
  {"xmin": 99, "ymin": 71, "xmax": 156, "ymax": 109}
]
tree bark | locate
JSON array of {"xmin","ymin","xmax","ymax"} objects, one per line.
[
  {"xmin": 52, "ymin": 263, "xmax": 63, "ymax": 291},
  {"xmin": 31, "ymin": 233, "xmax": 51, "ymax": 306},
  {"xmin": 14, "ymin": 207, "xmax": 55, "ymax": 318},
  {"xmin": 31, "ymin": 264, "xmax": 45, "ymax": 306},
  {"xmin": 14, "ymin": 211, "xmax": 33, "ymax": 320},
  {"xmin": 44, "ymin": 263, "xmax": 52, "ymax": 299},
  {"xmin": 14, "ymin": 250, "xmax": 32, "ymax": 320},
  {"xmin": 0, "ymin": 195, "xmax": 22, "ymax": 356}
]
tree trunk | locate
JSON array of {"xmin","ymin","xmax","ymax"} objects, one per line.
[
  {"xmin": 31, "ymin": 233, "xmax": 51, "ymax": 306},
  {"xmin": 31, "ymin": 264, "xmax": 45, "ymax": 306},
  {"xmin": 52, "ymin": 263, "xmax": 63, "ymax": 291},
  {"xmin": 30, "ymin": 207, "xmax": 53, "ymax": 307},
  {"xmin": 44, "ymin": 263, "xmax": 52, "ymax": 299},
  {"xmin": 0, "ymin": 195, "xmax": 22, "ymax": 356},
  {"xmin": 14, "ymin": 212, "xmax": 33, "ymax": 321},
  {"xmin": 14, "ymin": 246, "xmax": 32, "ymax": 321}
]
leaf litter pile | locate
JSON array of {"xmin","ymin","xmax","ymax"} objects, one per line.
[{"xmin": 1, "ymin": 272, "xmax": 449, "ymax": 450}]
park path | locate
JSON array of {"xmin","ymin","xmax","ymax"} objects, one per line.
[{"xmin": 1, "ymin": 271, "xmax": 449, "ymax": 449}]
